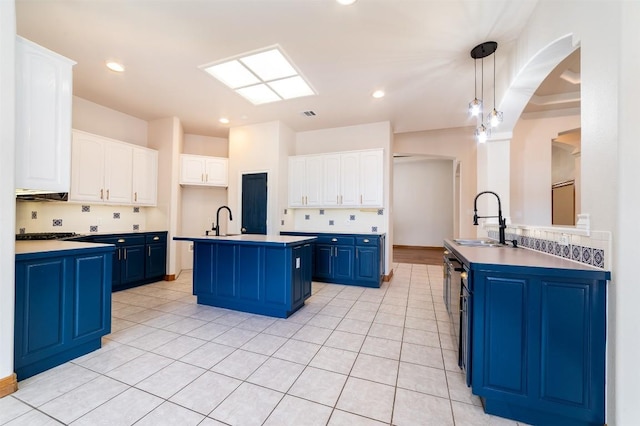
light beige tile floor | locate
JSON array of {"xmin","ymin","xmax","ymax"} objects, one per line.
[{"xmin": 1, "ymin": 263, "xmax": 529, "ymax": 425}]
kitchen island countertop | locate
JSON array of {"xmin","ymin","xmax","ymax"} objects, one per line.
[
  {"xmin": 174, "ymin": 234, "xmax": 316, "ymax": 246},
  {"xmin": 444, "ymin": 238, "xmax": 609, "ymax": 278}
]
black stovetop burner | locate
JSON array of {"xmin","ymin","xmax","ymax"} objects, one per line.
[{"xmin": 16, "ymin": 232, "xmax": 78, "ymax": 241}]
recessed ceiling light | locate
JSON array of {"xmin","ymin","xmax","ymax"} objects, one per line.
[
  {"xmin": 200, "ymin": 46, "xmax": 316, "ymax": 105},
  {"xmin": 336, "ymin": 0, "xmax": 357, "ymax": 5},
  {"xmin": 372, "ymin": 90, "xmax": 385, "ymax": 98},
  {"xmin": 106, "ymin": 61, "xmax": 125, "ymax": 72},
  {"xmin": 219, "ymin": 118, "xmax": 230, "ymax": 124}
]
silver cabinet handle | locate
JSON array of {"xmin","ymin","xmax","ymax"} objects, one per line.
[
  {"xmin": 153, "ymin": 236, "xmax": 160, "ymax": 240},
  {"xmin": 123, "ymin": 248, "xmax": 127, "ymax": 260},
  {"xmin": 148, "ymin": 246, "xmax": 151, "ymax": 256},
  {"xmin": 331, "ymin": 238, "xmax": 338, "ymax": 242},
  {"xmin": 363, "ymin": 239, "xmax": 369, "ymax": 243},
  {"xmin": 117, "ymin": 239, "xmax": 125, "ymax": 243}
]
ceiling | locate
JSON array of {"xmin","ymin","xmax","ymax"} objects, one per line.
[{"xmin": 15, "ymin": 0, "xmax": 577, "ymax": 139}]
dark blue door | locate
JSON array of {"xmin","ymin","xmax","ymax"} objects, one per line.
[{"xmin": 242, "ymin": 173, "xmax": 267, "ymax": 235}]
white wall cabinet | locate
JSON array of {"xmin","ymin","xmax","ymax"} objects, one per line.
[
  {"xmin": 15, "ymin": 36, "xmax": 76, "ymax": 193},
  {"xmin": 70, "ymin": 130, "xmax": 158, "ymax": 206},
  {"xmin": 180, "ymin": 154, "xmax": 228, "ymax": 187},
  {"xmin": 132, "ymin": 147, "xmax": 158, "ymax": 206},
  {"xmin": 288, "ymin": 149, "xmax": 383, "ymax": 208}
]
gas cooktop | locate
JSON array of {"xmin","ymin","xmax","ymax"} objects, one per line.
[{"xmin": 16, "ymin": 232, "xmax": 78, "ymax": 241}]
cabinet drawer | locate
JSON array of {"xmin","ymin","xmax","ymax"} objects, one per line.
[
  {"xmin": 316, "ymin": 236, "xmax": 355, "ymax": 245},
  {"xmin": 356, "ymin": 236, "xmax": 378, "ymax": 246},
  {"xmin": 95, "ymin": 235, "xmax": 145, "ymax": 246},
  {"xmin": 146, "ymin": 233, "xmax": 167, "ymax": 244}
]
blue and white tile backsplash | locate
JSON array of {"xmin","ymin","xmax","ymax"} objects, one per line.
[
  {"xmin": 288, "ymin": 208, "xmax": 386, "ymax": 234},
  {"xmin": 16, "ymin": 201, "xmax": 150, "ymax": 234},
  {"xmin": 485, "ymin": 225, "xmax": 609, "ymax": 269}
]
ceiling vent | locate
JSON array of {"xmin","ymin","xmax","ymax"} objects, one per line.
[{"xmin": 301, "ymin": 110, "xmax": 316, "ymax": 117}]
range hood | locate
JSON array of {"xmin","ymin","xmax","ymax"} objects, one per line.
[{"xmin": 15, "ymin": 189, "xmax": 68, "ymax": 202}]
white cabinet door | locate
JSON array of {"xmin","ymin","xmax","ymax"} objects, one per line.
[
  {"xmin": 180, "ymin": 154, "xmax": 206, "ymax": 184},
  {"xmin": 69, "ymin": 132, "xmax": 105, "ymax": 203},
  {"xmin": 305, "ymin": 155, "xmax": 324, "ymax": 206},
  {"xmin": 288, "ymin": 157, "xmax": 306, "ymax": 207},
  {"xmin": 322, "ymin": 154, "xmax": 341, "ymax": 206},
  {"xmin": 205, "ymin": 157, "xmax": 228, "ymax": 186},
  {"xmin": 132, "ymin": 147, "xmax": 158, "ymax": 206},
  {"xmin": 15, "ymin": 36, "xmax": 75, "ymax": 193},
  {"xmin": 103, "ymin": 142, "xmax": 133, "ymax": 204},
  {"xmin": 359, "ymin": 149, "xmax": 383, "ymax": 207},
  {"xmin": 340, "ymin": 152, "xmax": 360, "ymax": 206}
]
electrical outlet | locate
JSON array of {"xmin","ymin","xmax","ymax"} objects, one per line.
[{"xmin": 559, "ymin": 234, "xmax": 570, "ymax": 245}]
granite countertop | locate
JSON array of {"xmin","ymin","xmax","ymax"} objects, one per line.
[
  {"xmin": 444, "ymin": 239, "xmax": 609, "ymax": 278},
  {"xmin": 16, "ymin": 240, "xmax": 115, "ymax": 257},
  {"xmin": 174, "ymin": 234, "xmax": 317, "ymax": 246}
]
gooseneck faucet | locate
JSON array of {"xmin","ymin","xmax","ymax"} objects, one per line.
[
  {"xmin": 473, "ymin": 191, "xmax": 506, "ymax": 245},
  {"xmin": 214, "ymin": 206, "xmax": 233, "ymax": 236}
]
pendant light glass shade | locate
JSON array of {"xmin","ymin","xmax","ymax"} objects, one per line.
[
  {"xmin": 487, "ymin": 108, "xmax": 503, "ymax": 127},
  {"xmin": 475, "ymin": 124, "xmax": 490, "ymax": 143},
  {"xmin": 469, "ymin": 98, "xmax": 482, "ymax": 117}
]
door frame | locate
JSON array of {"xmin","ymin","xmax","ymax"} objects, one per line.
[{"xmin": 237, "ymin": 169, "xmax": 270, "ymax": 235}]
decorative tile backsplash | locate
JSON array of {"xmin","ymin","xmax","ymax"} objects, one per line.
[
  {"xmin": 485, "ymin": 225, "xmax": 610, "ymax": 269},
  {"xmin": 288, "ymin": 208, "xmax": 386, "ymax": 234},
  {"xmin": 16, "ymin": 201, "xmax": 149, "ymax": 234}
]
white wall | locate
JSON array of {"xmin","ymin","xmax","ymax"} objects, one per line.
[
  {"xmin": 147, "ymin": 117, "xmax": 182, "ymax": 278},
  {"xmin": 393, "ymin": 158, "xmax": 453, "ymax": 247},
  {"xmin": 510, "ymin": 114, "xmax": 580, "ymax": 225},
  {"xmin": 72, "ymin": 96, "xmax": 148, "ymax": 146},
  {"xmin": 394, "ymin": 127, "xmax": 477, "ymax": 239},
  {"xmin": 0, "ymin": 0, "xmax": 16, "ymax": 389}
]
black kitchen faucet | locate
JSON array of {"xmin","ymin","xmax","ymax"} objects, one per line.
[
  {"xmin": 214, "ymin": 205, "xmax": 233, "ymax": 236},
  {"xmin": 473, "ymin": 191, "xmax": 507, "ymax": 245}
]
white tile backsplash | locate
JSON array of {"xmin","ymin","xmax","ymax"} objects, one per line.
[{"xmin": 16, "ymin": 201, "xmax": 150, "ymax": 234}]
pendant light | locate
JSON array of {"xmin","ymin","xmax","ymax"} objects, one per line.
[
  {"xmin": 469, "ymin": 41, "xmax": 500, "ymax": 142},
  {"xmin": 468, "ymin": 58, "xmax": 482, "ymax": 117}
]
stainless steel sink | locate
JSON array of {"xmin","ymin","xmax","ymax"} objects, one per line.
[{"xmin": 453, "ymin": 238, "xmax": 504, "ymax": 247}]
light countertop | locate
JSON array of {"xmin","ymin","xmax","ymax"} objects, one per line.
[
  {"xmin": 444, "ymin": 239, "xmax": 610, "ymax": 278},
  {"xmin": 16, "ymin": 240, "xmax": 115, "ymax": 257},
  {"xmin": 174, "ymin": 234, "xmax": 317, "ymax": 246}
]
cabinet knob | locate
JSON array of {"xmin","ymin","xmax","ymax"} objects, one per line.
[
  {"xmin": 153, "ymin": 236, "xmax": 160, "ymax": 240},
  {"xmin": 331, "ymin": 238, "xmax": 338, "ymax": 242},
  {"xmin": 363, "ymin": 239, "xmax": 369, "ymax": 243},
  {"xmin": 117, "ymin": 239, "xmax": 125, "ymax": 243}
]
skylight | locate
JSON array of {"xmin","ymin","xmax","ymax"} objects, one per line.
[{"xmin": 201, "ymin": 47, "xmax": 315, "ymax": 105}]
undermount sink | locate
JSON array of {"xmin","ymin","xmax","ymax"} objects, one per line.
[{"xmin": 453, "ymin": 238, "xmax": 504, "ymax": 247}]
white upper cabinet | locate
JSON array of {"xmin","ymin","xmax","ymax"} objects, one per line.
[
  {"xmin": 70, "ymin": 130, "xmax": 157, "ymax": 206},
  {"xmin": 288, "ymin": 149, "xmax": 383, "ymax": 208},
  {"xmin": 132, "ymin": 147, "xmax": 158, "ymax": 206},
  {"xmin": 180, "ymin": 154, "xmax": 228, "ymax": 187},
  {"xmin": 15, "ymin": 36, "xmax": 76, "ymax": 193},
  {"xmin": 359, "ymin": 149, "xmax": 383, "ymax": 206}
]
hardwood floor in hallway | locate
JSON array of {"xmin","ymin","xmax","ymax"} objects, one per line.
[{"xmin": 393, "ymin": 246, "xmax": 444, "ymax": 266}]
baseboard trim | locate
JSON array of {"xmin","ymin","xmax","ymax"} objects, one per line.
[
  {"xmin": 165, "ymin": 274, "xmax": 176, "ymax": 281},
  {"xmin": 0, "ymin": 373, "xmax": 18, "ymax": 397},
  {"xmin": 393, "ymin": 245, "xmax": 444, "ymax": 250},
  {"xmin": 383, "ymin": 269, "xmax": 394, "ymax": 282}
]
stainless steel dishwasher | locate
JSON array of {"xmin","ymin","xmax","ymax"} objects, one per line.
[{"xmin": 443, "ymin": 250, "xmax": 463, "ymax": 354}]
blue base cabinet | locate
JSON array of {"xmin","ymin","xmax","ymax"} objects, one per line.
[
  {"xmin": 281, "ymin": 232, "xmax": 385, "ymax": 287},
  {"xmin": 15, "ymin": 246, "xmax": 113, "ymax": 380},
  {"xmin": 74, "ymin": 231, "xmax": 167, "ymax": 291},
  {"xmin": 472, "ymin": 269, "xmax": 607, "ymax": 426},
  {"xmin": 192, "ymin": 240, "xmax": 312, "ymax": 318}
]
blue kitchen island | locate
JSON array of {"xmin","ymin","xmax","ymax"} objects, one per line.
[{"xmin": 174, "ymin": 234, "xmax": 316, "ymax": 318}]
